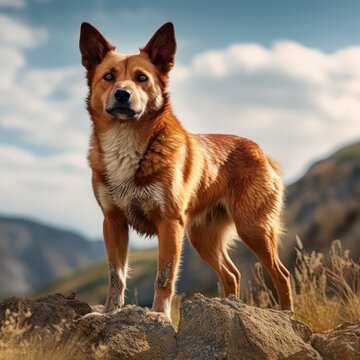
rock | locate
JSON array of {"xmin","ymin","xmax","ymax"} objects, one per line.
[
  {"xmin": 176, "ymin": 294, "xmax": 321, "ymax": 360},
  {"xmin": 75, "ymin": 306, "xmax": 177, "ymax": 360},
  {"xmin": 0, "ymin": 293, "xmax": 92, "ymax": 359},
  {"xmin": 0, "ymin": 293, "xmax": 176, "ymax": 360},
  {"xmin": 0, "ymin": 293, "xmax": 91, "ymax": 337},
  {"xmin": 311, "ymin": 323, "xmax": 360, "ymax": 360},
  {"xmin": 291, "ymin": 317, "xmax": 313, "ymax": 342}
]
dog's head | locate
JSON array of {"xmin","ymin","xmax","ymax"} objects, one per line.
[{"xmin": 80, "ymin": 22, "xmax": 176, "ymax": 121}]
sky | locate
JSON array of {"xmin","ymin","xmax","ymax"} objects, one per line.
[{"xmin": 1, "ymin": 0, "xmax": 360, "ymax": 246}]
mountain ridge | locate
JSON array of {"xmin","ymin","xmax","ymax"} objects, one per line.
[
  {"xmin": 284, "ymin": 141, "xmax": 360, "ymax": 263},
  {"xmin": 0, "ymin": 215, "xmax": 105, "ymax": 298}
]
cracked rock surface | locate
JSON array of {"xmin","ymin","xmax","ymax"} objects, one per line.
[
  {"xmin": 310, "ymin": 323, "xmax": 360, "ymax": 360},
  {"xmin": 176, "ymin": 294, "xmax": 320, "ymax": 360}
]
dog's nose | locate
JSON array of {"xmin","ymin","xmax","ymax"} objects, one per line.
[{"xmin": 114, "ymin": 89, "xmax": 131, "ymax": 103}]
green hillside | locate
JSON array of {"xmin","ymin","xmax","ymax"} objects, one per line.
[
  {"xmin": 35, "ymin": 248, "xmax": 158, "ymax": 307},
  {"xmin": 35, "ymin": 238, "xmax": 223, "ymax": 307},
  {"xmin": 333, "ymin": 142, "xmax": 360, "ymax": 161}
]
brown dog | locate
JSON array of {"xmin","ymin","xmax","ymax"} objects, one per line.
[{"xmin": 79, "ymin": 22, "xmax": 293, "ymax": 320}]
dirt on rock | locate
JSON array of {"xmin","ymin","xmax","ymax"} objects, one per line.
[
  {"xmin": 75, "ymin": 306, "xmax": 177, "ymax": 360},
  {"xmin": 176, "ymin": 294, "xmax": 320, "ymax": 360}
]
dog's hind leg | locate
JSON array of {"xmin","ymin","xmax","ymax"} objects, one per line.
[
  {"xmin": 187, "ymin": 218, "xmax": 240, "ymax": 297},
  {"xmin": 228, "ymin": 158, "xmax": 293, "ymax": 311},
  {"xmin": 232, "ymin": 209, "xmax": 293, "ymax": 311}
]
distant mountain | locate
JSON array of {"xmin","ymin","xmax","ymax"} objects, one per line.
[
  {"xmin": 35, "ymin": 141, "xmax": 360, "ymax": 306},
  {"xmin": 0, "ymin": 216, "xmax": 105, "ymax": 298},
  {"xmin": 283, "ymin": 141, "xmax": 360, "ymax": 262}
]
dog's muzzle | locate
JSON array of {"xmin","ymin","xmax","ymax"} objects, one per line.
[{"xmin": 106, "ymin": 88, "xmax": 136, "ymax": 118}]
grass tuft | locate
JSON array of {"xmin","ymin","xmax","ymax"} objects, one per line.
[
  {"xmin": 0, "ymin": 309, "xmax": 107, "ymax": 360},
  {"xmin": 245, "ymin": 239, "xmax": 360, "ymax": 332}
]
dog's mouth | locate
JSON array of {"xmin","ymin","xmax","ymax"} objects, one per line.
[{"xmin": 106, "ymin": 106, "xmax": 136, "ymax": 118}]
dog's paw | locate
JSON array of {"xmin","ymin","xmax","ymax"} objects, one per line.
[
  {"xmin": 80, "ymin": 311, "xmax": 104, "ymax": 320},
  {"xmin": 103, "ymin": 305, "xmax": 123, "ymax": 315},
  {"xmin": 90, "ymin": 304, "xmax": 105, "ymax": 313},
  {"xmin": 79, "ymin": 305, "xmax": 122, "ymax": 320},
  {"xmin": 159, "ymin": 313, "xmax": 172, "ymax": 324},
  {"xmin": 150, "ymin": 308, "xmax": 172, "ymax": 324}
]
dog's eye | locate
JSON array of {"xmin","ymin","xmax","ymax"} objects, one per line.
[
  {"xmin": 103, "ymin": 72, "xmax": 115, "ymax": 81},
  {"xmin": 137, "ymin": 73, "xmax": 148, "ymax": 82}
]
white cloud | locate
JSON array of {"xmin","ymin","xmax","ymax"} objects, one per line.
[
  {"xmin": 170, "ymin": 41, "xmax": 360, "ymax": 181},
  {"xmin": 0, "ymin": 47, "xmax": 25, "ymax": 87},
  {"xmin": 0, "ymin": 0, "xmax": 26, "ymax": 9},
  {"xmin": 0, "ymin": 14, "xmax": 47, "ymax": 47},
  {"xmin": 0, "ymin": 15, "xmax": 88, "ymax": 152},
  {"xmin": 0, "ymin": 144, "xmax": 101, "ymax": 235},
  {"xmin": 0, "ymin": 66, "xmax": 90, "ymax": 151}
]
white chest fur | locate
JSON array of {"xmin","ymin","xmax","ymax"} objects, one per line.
[{"xmin": 98, "ymin": 123, "xmax": 165, "ymax": 219}]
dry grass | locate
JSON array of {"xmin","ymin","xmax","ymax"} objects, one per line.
[
  {"xmin": 0, "ymin": 309, "xmax": 107, "ymax": 360},
  {"xmin": 245, "ymin": 238, "xmax": 360, "ymax": 332}
]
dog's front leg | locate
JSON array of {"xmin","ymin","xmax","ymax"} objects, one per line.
[
  {"xmin": 152, "ymin": 219, "xmax": 184, "ymax": 321},
  {"xmin": 103, "ymin": 209, "xmax": 129, "ymax": 313}
]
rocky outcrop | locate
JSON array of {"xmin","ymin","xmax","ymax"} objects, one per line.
[
  {"xmin": 310, "ymin": 323, "xmax": 360, "ymax": 360},
  {"xmin": 0, "ymin": 292, "xmax": 90, "ymax": 336},
  {"xmin": 0, "ymin": 292, "xmax": 358, "ymax": 359},
  {"xmin": 0, "ymin": 292, "xmax": 176, "ymax": 360},
  {"xmin": 76, "ymin": 306, "xmax": 177, "ymax": 360},
  {"xmin": 177, "ymin": 294, "xmax": 319, "ymax": 360}
]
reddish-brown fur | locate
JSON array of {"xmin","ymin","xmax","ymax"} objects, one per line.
[{"xmin": 80, "ymin": 22, "xmax": 293, "ymax": 320}]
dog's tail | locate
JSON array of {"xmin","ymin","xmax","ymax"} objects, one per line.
[{"xmin": 267, "ymin": 156, "xmax": 282, "ymax": 176}]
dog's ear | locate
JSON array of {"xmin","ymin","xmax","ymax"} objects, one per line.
[
  {"xmin": 141, "ymin": 22, "xmax": 176, "ymax": 74},
  {"xmin": 80, "ymin": 22, "xmax": 114, "ymax": 70}
]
